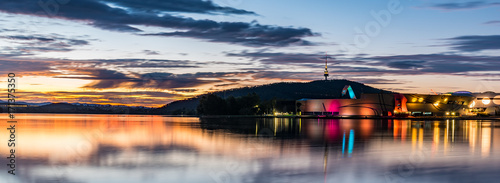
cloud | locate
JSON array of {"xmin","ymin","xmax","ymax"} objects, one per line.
[
  {"xmin": 171, "ymin": 89, "xmax": 199, "ymax": 92},
  {"xmin": 6, "ymin": 35, "xmax": 55, "ymax": 42},
  {"xmin": 426, "ymin": 1, "xmax": 500, "ymax": 10},
  {"xmin": 0, "ymin": 59, "xmax": 54, "ymax": 76},
  {"xmin": 54, "ymin": 66, "xmax": 319, "ymax": 90},
  {"xmin": 386, "ymin": 60, "xmax": 426, "ymax": 69},
  {"xmin": 0, "ymin": 47, "xmax": 35, "ymax": 57},
  {"xmin": 229, "ymin": 50, "xmax": 500, "ymax": 77},
  {"xmin": 55, "ymin": 68, "xmax": 260, "ymax": 89},
  {"xmin": 104, "ymin": 0, "xmax": 256, "ymax": 15},
  {"xmin": 227, "ymin": 51, "xmax": 341, "ymax": 65},
  {"xmin": 484, "ymin": 20, "xmax": 500, "ymax": 25},
  {"xmin": 91, "ymin": 22, "xmax": 143, "ymax": 32},
  {"xmin": 1, "ymin": 34, "xmax": 90, "ymax": 54},
  {"xmin": 366, "ymin": 54, "xmax": 500, "ymax": 74},
  {"xmin": 0, "ymin": 57, "xmax": 203, "ymax": 77},
  {"xmin": 94, "ymin": 59, "xmax": 200, "ymax": 68},
  {"xmin": 446, "ymin": 35, "xmax": 500, "ymax": 52},
  {"xmin": 142, "ymin": 50, "xmax": 160, "ymax": 55},
  {"xmin": 130, "ymin": 72, "xmax": 222, "ymax": 89},
  {"xmin": 79, "ymin": 69, "xmax": 132, "ymax": 89},
  {"xmin": 146, "ymin": 23, "xmax": 316, "ymax": 47},
  {"xmin": 0, "ymin": 0, "xmax": 315, "ymax": 47}
]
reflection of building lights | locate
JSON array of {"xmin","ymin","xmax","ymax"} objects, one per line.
[
  {"xmin": 481, "ymin": 127, "xmax": 491, "ymax": 157},
  {"xmin": 412, "ymin": 98, "xmax": 417, "ymax": 102},
  {"xmin": 348, "ymin": 129, "xmax": 354, "ymax": 157},
  {"xmin": 469, "ymin": 101, "xmax": 475, "ymax": 108},
  {"xmin": 342, "ymin": 131, "xmax": 346, "ymax": 157},
  {"xmin": 418, "ymin": 98, "xmax": 424, "ymax": 102},
  {"xmin": 482, "ymin": 98, "xmax": 491, "ymax": 105}
]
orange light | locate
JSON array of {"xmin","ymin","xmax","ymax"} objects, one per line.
[{"xmin": 469, "ymin": 101, "xmax": 476, "ymax": 108}]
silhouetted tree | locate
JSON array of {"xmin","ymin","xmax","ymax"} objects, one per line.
[
  {"xmin": 197, "ymin": 94, "xmax": 227, "ymax": 115},
  {"xmin": 259, "ymin": 97, "xmax": 277, "ymax": 115},
  {"xmin": 197, "ymin": 92, "xmax": 261, "ymax": 115},
  {"xmin": 226, "ymin": 96, "xmax": 239, "ymax": 115},
  {"xmin": 237, "ymin": 92, "xmax": 260, "ymax": 115}
]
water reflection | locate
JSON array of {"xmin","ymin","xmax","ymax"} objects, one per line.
[{"xmin": 0, "ymin": 114, "xmax": 499, "ymax": 183}]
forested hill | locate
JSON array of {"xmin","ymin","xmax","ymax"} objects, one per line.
[{"xmin": 158, "ymin": 79, "xmax": 392, "ymax": 114}]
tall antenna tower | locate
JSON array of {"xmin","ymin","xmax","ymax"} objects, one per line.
[{"xmin": 324, "ymin": 53, "xmax": 329, "ymax": 80}]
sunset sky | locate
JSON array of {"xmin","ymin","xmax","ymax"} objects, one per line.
[{"xmin": 1, "ymin": 0, "xmax": 499, "ymax": 107}]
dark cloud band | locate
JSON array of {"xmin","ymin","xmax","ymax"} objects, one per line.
[
  {"xmin": 0, "ymin": 0, "xmax": 315, "ymax": 47},
  {"xmin": 426, "ymin": 1, "xmax": 500, "ymax": 10},
  {"xmin": 447, "ymin": 35, "xmax": 500, "ymax": 52}
]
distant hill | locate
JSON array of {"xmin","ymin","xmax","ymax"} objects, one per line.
[
  {"xmin": 9, "ymin": 103, "xmax": 153, "ymax": 114},
  {"xmin": 35, "ymin": 103, "xmax": 79, "ymax": 113},
  {"xmin": 158, "ymin": 79, "xmax": 392, "ymax": 114}
]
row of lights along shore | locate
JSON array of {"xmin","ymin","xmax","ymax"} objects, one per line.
[{"xmin": 411, "ymin": 97, "xmax": 491, "ymax": 106}]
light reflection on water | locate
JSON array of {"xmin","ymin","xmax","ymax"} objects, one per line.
[{"xmin": 1, "ymin": 114, "xmax": 500, "ymax": 183}]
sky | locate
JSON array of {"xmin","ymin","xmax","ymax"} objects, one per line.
[{"xmin": 0, "ymin": 0, "xmax": 499, "ymax": 107}]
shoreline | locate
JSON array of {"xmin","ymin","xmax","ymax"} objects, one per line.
[
  {"xmin": 5, "ymin": 113, "xmax": 500, "ymax": 120},
  {"xmin": 200, "ymin": 115, "xmax": 500, "ymax": 120}
]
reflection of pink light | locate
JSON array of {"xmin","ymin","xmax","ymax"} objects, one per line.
[{"xmin": 325, "ymin": 119, "xmax": 340, "ymax": 141}]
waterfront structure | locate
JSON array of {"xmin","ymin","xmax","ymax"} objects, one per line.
[
  {"xmin": 295, "ymin": 91, "xmax": 499, "ymax": 117},
  {"xmin": 402, "ymin": 93, "xmax": 474, "ymax": 116},
  {"xmin": 469, "ymin": 92, "xmax": 500, "ymax": 116},
  {"xmin": 297, "ymin": 93, "xmax": 395, "ymax": 116}
]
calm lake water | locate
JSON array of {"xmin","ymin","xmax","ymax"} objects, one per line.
[{"xmin": 1, "ymin": 114, "xmax": 500, "ymax": 183}]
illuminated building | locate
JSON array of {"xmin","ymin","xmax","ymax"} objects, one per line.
[
  {"xmin": 402, "ymin": 93, "xmax": 474, "ymax": 116},
  {"xmin": 296, "ymin": 93, "xmax": 396, "ymax": 116},
  {"xmin": 468, "ymin": 92, "xmax": 500, "ymax": 116},
  {"xmin": 296, "ymin": 91, "xmax": 481, "ymax": 117}
]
